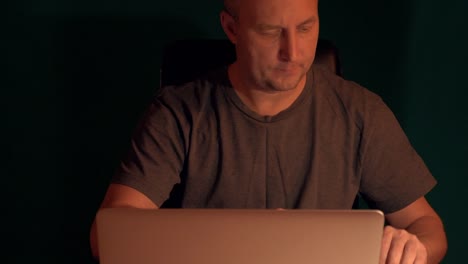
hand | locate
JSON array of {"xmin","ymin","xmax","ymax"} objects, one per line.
[{"xmin": 380, "ymin": 225, "xmax": 428, "ymax": 264}]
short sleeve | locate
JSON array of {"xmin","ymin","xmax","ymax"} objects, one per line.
[
  {"xmin": 358, "ymin": 97, "xmax": 437, "ymax": 214},
  {"xmin": 111, "ymin": 97, "xmax": 186, "ymax": 207}
]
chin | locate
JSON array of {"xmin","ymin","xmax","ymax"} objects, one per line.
[
  {"xmin": 266, "ymin": 80, "xmax": 301, "ymax": 92},
  {"xmin": 267, "ymin": 73, "xmax": 306, "ymax": 92}
]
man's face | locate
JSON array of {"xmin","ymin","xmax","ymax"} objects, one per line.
[{"xmin": 234, "ymin": 0, "xmax": 319, "ymax": 92}]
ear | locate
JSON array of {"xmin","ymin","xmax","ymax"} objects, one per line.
[{"xmin": 220, "ymin": 10, "xmax": 238, "ymax": 45}]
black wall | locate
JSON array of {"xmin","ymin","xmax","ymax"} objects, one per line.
[{"xmin": 5, "ymin": 0, "xmax": 467, "ymax": 263}]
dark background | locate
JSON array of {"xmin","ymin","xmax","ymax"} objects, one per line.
[{"xmin": 5, "ymin": 0, "xmax": 467, "ymax": 263}]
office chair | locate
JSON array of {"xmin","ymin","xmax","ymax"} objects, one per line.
[
  {"xmin": 160, "ymin": 38, "xmax": 342, "ymax": 87},
  {"xmin": 159, "ymin": 38, "xmax": 359, "ymax": 209}
]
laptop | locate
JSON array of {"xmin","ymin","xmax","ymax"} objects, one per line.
[{"xmin": 96, "ymin": 208, "xmax": 384, "ymax": 264}]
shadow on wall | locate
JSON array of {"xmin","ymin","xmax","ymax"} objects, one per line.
[
  {"xmin": 54, "ymin": 16, "xmax": 205, "ymax": 264},
  {"xmin": 319, "ymin": 0, "xmax": 414, "ymax": 125}
]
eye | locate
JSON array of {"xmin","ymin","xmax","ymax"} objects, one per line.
[
  {"xmin": 298, "ymin": 26, "xmax": 312, "ymax": 33},
  {"xmin": 259, "ymin": 28, "xmax": 282, "ymax": 37}
]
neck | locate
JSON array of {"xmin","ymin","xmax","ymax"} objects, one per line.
[{"xmin": 228, "ymin": 63, "xmax": 307, "ymax": 116}]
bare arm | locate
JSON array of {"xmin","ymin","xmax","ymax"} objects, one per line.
[
  {"xmin": 90, "ymin": 183, "xmax": 158, "ymax": 260},
  {"xmin": 380, "ymin": 197, "xmax": 447, "ymax": 264}
]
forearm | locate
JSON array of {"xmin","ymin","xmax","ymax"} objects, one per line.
[{"xmin": 406, "ymin": 215, "xmax": 447, "ymax": 264}]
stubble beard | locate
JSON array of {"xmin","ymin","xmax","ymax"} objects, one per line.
[{"xmin": 260, "ymin": 64, "xmax": 308, "ymax": 93}]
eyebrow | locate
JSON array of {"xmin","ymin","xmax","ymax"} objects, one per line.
[
  {"xmin": 297, "ymin": 16, "xmax": 318, "ymax": 27},
  {"xmin": 256, "ymin": 24, "xmax": 282, "ymax": 31}
]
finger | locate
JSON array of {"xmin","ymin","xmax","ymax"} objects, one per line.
[
  {"xmin": 385, "ymin": 229, "xmax": 408, "ymax": 264},
  {"xmin": 379, "ymin": 226, "xmax": 393, "ymax": 264},
  {"xmin": 400, "ymin": 235, "xmax": 418, "ymax": 264},
  {"xmin": 414, "ymin": 241, "xmax": 428, "ymax": 264}
]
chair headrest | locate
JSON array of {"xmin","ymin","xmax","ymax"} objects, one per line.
[{"xmin": 161, "ymin": 38, "xmax": 341, "ymax": 87}]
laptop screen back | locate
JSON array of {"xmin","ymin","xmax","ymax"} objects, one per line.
[{"xmin": 96, "ymin": 208, "xmax": 384, "ymax": 264}]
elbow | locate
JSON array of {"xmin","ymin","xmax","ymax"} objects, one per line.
[
  {"xmin": 432, "ymin": 232, "xmax": 448, "ymax": 264},
  {"xmin": 427, "ymin": 217, "xmax": 448, "ymax": 264},
  {"xmin": 90, "ymin": 220, "xmax": 100, "ymax": 260}
]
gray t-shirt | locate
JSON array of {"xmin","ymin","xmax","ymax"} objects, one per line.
[{"xmin": 112, "ymin": 65, "xmax": 436, "ymax": 213}]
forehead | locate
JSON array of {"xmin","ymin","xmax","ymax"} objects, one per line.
[{"xmin": 238, "ymin": 0, "xmax": 318, "ymax": 25}]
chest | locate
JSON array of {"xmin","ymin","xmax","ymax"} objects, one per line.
[{"xmin": 181, "ymin": 104, "xmax": 361, "ymax": 209}]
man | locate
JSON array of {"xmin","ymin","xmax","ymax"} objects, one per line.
[{"xmin": 90, "ymin": 0, "xmax": 447, "ymax": 263}]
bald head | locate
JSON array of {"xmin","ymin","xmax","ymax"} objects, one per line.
[{"xmin": 224, "ymin": 0, "xmax": 318, "ymax": 21}]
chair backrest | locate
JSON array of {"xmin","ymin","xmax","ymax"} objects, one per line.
[{"xmin": 160, "ymin": 38, "xmax": 342, "ymax": 87}]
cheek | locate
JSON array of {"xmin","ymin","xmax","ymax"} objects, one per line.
[
  {"xmin": 299, "ymin": 36, "xmax": 318, "ymax": 60},
  {"xmin": 301, "ymin": 43, "xmax": 316, "ymax": 60},
  {"xmin": 242, "ymin": 42, "xmax": 277, "ymax": 70},
  {"xmin": 244, "ymin": 32, "xmax": 279, "ymax": 59},
  {"xmin": 251, "ymin": 45, "xmax": 276, "ymax": 61}
]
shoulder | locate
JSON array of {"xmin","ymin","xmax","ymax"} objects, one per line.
[
  {"xmin": 310, "ymin": 65, "xmax": 387, "ymax": 128},
  {"xmin": 156, "ymin": 67, "xmax": 229, "ymax": 108},
  {"xmin": 141, "ymin": 67, "xmax": 230, "ymax": 129},
  {"xmin": 311, "ymin": 65, "xmax": 383, "ymax": 108}
]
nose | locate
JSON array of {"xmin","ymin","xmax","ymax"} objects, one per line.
[{"xmin": 279, "ymin": 30, "xmax": 298, "ymax": 62}]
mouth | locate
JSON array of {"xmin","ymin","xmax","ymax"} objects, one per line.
[{"xmin": 274, "ymin": 64, "xmax": 302, "ymax": 75}]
